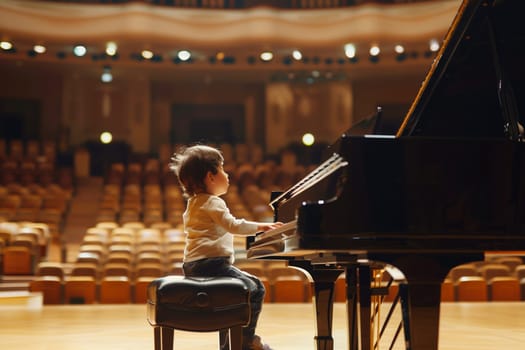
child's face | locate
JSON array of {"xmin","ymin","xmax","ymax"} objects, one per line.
[{"xmin": 205, "ymin": 164, "xmax": 229, "ymax": 196}]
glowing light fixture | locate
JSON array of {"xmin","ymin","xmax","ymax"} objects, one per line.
[
  {"xmin": 292, "ymin": 50, "xmax": 302, "ymax": 60},
  {"xmin": 429, "ymin": 39, "xmax": 440, "ymax": 52},
  {"xmin": 302, "ymin": 133, "xmax": 315, "ymax": 146},
  {"xmin": 394, "ymin": 45, "xmax": 405, "ymax": 54},
  {"xmin": 0, "ymin": 41, "xmax": 13, "ymax": 50},
  {"xmin": 106, "ymin": 42, "xmax": 117, "ymax": 56},
  {"xmin": 141, "ymin": 49, "xmax": 154, "ymax": 60},
  {"xmin": 369, "ymin": 45, "xmax": 380, "ymax": 56},
  {"xmin": 101, "ymin": 66, "xmax": 113, "ymax": 83},
  {"xmin": 73, "ymin": 45, "xmax": 87, "ymax": 57},
  {"xmin": 100, "ymin": 131, "xmax": 113, "ymax": 144},
  {"xmin": 344, "ymin": 43, "xmax": 356, "ymax": 58},
  {"xmin": 177, "ymin": 50, "xmax": 191, "ymax": 61},
  {"xmin": 33, "ymin": 45, "xmax": 46, "ymax": 54},
  {"xmin": 260, "ymin": 51, "xmax": 273, "ymax": 61}
]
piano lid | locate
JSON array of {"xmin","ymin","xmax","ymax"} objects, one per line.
[{"xmin": 397, "ymin": 0, "xmax": 524, "ymax": 140}]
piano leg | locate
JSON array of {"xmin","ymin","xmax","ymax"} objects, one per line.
[
  {"xmin": 370, "ymin": 253, "xmax": 483, "ymax": 350},
  {"xmin": 345, "ymin": 264, "xmax": 359, "ymax": 350},
  {"xmin": 290, "ymin": 261, "xmax": 344, "ymax": 350},
  {"xmin": 357, "ymin": 264, "xmax": 372, "ymax": 350}
]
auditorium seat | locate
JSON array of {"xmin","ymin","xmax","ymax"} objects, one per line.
[
  {"xmin": 122, "ymin": 221, "xmax": 145, "ymax": 234},
  {"xmin": 488, "ymin": 276, "xmax": 521, "ymax": 301},
  {"xmin": 136, "ymin": 251, "xmax": 163, "ymax": 265},
  {"xmin": 272, "ymin": 275, "xmax": 310, "ymax": 303},
  {"xmin": 478, "ymin": 263, "xmax": 511, "ymax": 282},
  {"xmin": 36, "ymin": 261, "xmax": 65, "ymax": 280},
  {"xmin": 513, "ymin": 264, "xmax": 525, "ymax": 281},
  {"xmin": 76, "ymin": 250, "xmax": 102, "ymax": 265},
  {"xmin": 134, "ymin": 276, "xmax": 156, "ymax": 304},
  {"xmin": 70, "ymin": 262, "xmax": 100, "ymax": 280},
  {"xmin": 334, "ymin": 274, "xmax": 346, "ymax": 303},
  {"xmin": 447, "ymin": 263, "xmax": 479, "ymax": 282},
  {"xmin": 135, "ymin": 262, "xmax": 165, "ymax": 279},
  {"xmin": 99, "ymin": 276, "xmax": 132, "ymax": 304},
  {"xmin": 2, "ymin": 246, "xmax": 33, "ymax": 275},
  {"xmin": 441, "ymin": 279, "xmax": 455, "ymax": 302},
  {"xmin": 150, "ymin": 221, "xmax": 172, "ymax": 234},
  {"xmin": 95, "ymin": 221, "xmax": 119, "ymax": 233},
  {"xmin": 106, "ymin": 252, "xmax": 133, "ymax": 265},
  {"xmin": 30, "ymin": 276, "xmax": 62, "ymax": 304},
  {"xmin": 64, "ymin": 276, "xmax": 97, "ymax": 304},
  {"xmin": 456, "ymin": 276, "xmax": 488, "ymax": 302},
  {"xmin": 493, "ymin": 256, "xmax": 523, "ymax": 272},
  {"xmin": 102, "ymin": 263, "xmax": 132, "ymax": 279}
]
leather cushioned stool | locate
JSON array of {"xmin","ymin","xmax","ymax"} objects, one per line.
[{"xmin": 147, "ymin": 275, "xmax": 251, "ymax": 350}]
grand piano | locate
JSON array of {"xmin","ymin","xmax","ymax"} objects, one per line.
[{"xmin": 246, "ymin": 0, "xmax": 524, "ymax": 349}]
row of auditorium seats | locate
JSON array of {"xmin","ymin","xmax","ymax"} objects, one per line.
[
  {"xmin": 0, "ymin": 139, "xmax": 57, "ymax": 163},
  {"xmin": 96, "ymin": 170, "xmax": 275, "ymax": 226},
  {"xmin": 0, "ymin": 221, "xmax": 52, "ymax": 275},
  {"xmin": 0, "ymin": 185, "xmax": 71, "ymax": 239}
]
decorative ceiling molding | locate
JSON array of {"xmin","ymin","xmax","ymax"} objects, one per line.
[{"xmin": 0, "ymin": 0, "xmax": 461, "ymax": 47}]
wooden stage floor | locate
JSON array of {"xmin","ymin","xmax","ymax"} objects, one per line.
[{"xmin": 1, "ymin": 302, "xmax": 524, "ymax": 350}]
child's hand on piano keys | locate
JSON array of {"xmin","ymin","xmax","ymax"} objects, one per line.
[{"xmin": 257, "ymin": 222, "xmax": 284, "ymax": 232}]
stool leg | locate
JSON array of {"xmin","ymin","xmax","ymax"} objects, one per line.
[
  {"xmin": 219, "ymin": 329, "xmax": 229, "ymax": 350},
  {"xmin": 229, "ymin": 326, "xmax": 243, "ymax": 350},
  {"xmin": 154, "ymin": 327, "xmax": 161, "ymax": 350},
  {"xmin": 160, "ymin": 327, "xmax": 174, "ymax": 350}
]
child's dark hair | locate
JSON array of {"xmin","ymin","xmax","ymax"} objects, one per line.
[{"xmin": 169, "ymin": 144, "xmax": 224, "ymax": 196}]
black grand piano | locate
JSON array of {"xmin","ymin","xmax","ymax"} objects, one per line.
[{"xmin": 246, "ymin": 0, "xmax": 524, "ymax": 349}]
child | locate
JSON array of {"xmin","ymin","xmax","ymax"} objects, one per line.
[{"xmin": 170, "ymin": 144, "xmax": 283, "ymax": 350}]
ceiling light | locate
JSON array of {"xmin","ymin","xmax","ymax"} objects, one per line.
[
  {"xmin": 177, "ymin": 50, "xmax": 191, "ymax": 61},
  {"xmin": 260, "ymin": 51, "xmax": 273, "ymax": 61},
  {"xmin": 73, "ymin": 45, "xmax": 87, "ymax": 57},
  {"xmin": 344, "ymin": 43, "xmax": 356, "ymax": 58},
  {"xmin": 429, "ymin": 38, "xmax": 440, "ymax": 52},
  {"xmin": 141, "ymin": 50, "xmax": 154, "ymax": 60},
  {"xmin": 394, "ymin": 45, "xmax": 405, "ymax": 54},
  {"xmin": 33, "ymin": 45, "xmax": 46, "ymax": 54},
  {"xmin": 101, "ymin": 66, "xmax": 113, "ymax": 83},
  {"xmin": 369, "ymin": 45, "xmax": 380, "ymax": 56},
  {"xmin": 292, "ymin": 50, "xmax": 302, "ymax": 60},
  {"xmin": 0, "ymin": 41, "xmax": 13, "ymax": 50},
  {"xmin": 106, "ymin": 42, "xmax": 117, "ymax": 56}
]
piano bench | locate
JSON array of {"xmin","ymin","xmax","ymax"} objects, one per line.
[{"xmin": 146, "ymin": 275, "xmax": 251, "ymax": 350}]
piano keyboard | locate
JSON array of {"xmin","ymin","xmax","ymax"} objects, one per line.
[{"xmin": 254, "ymin": 220, "xmax": 297, "ymax": 242}]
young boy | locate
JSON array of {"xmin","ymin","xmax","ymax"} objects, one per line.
[{"xmin": 170, "ymin": 144, "xmax": 282, "ymax": 350}]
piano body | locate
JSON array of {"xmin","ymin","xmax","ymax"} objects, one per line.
[{"xmin": 247, "ymin": 0, "xmax": 524, "ymax": 349}]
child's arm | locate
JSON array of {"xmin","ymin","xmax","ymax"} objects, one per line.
[{"xmin": 257, "ymin": 222, "xmax": 284, "ymax": 232}]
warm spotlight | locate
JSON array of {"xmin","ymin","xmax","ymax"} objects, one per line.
[
  {"xmin": 177, "ymin": 50, "xmax": 191, "ymax": 61},
  {"xmin": 429, "ymin": 39, "xmax": 440, "ymax": 52},
  {"xmin": 260, "ymin": 51, "xmax": 273, "ymax": 62},
  {"xmin": 33, "ymin": 45, "xmax": 46, "ymax": 54},
  {"xmin": 141, "ymin": 50, "xmax": 154, "ymax": 60},
  {"xmin": 344, "ymin": 43, "xmax": 356, "ymax": 58},
  {"xmin": 73, "ymin": 45, "xmax": 87, "ymax": 57},
  {"xmin": 292, "ymin": 50, "xmax": 302, "ymax": 60},
  {"xmin": 302, "ymin": 133, "xmax": 315, "ymax": 146},
  {"xmin": 101, "ymin": 66, "xmax": 112, "ymax": 83},
  {"xmin": 0, "ymin": 41, "xmax": 13, "ymax": 50},
  {"xmin": 100, "ymin": 131, "xmax": 113, "ymax": 144},
  {"xmin": 369, "ymin": 45, "xmax": 380, "ymax": 56},
  {"xmin": 106, "ymin": 42, "xmax": 117, "ymax": 56},
  {"xmin": 394, "ymin": 45, "xmax": 405, "ymax": 54}
]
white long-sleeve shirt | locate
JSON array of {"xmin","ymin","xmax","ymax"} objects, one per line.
[{"xmin": 182, "ymin": 193, "xmax": 259, "ymax": 263}]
